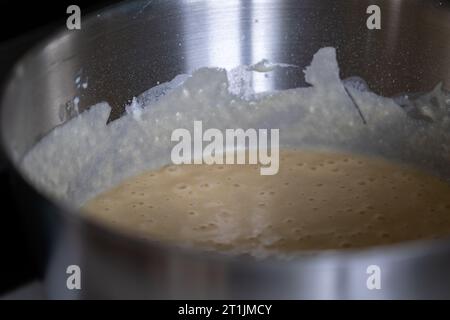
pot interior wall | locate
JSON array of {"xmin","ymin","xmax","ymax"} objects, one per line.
[{"xmin": 2, "ymin": 0, "xmax": 450, "ymax": 162}]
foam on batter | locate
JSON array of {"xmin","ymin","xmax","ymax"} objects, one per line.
[{"xmin": 20, "ymin": 47, "xmax": 450, "ymax": 210}]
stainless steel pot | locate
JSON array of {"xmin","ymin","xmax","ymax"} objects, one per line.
[{"xmin": 2, "ymin": 0, "xmax": 450, "ymax": 299}]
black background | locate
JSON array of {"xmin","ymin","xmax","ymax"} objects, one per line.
[{"xmin": 0, "ymin": 0, "xmax": 120, "ymax": 296}]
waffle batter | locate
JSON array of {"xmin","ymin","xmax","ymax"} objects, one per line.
[{"xmin": 83, "ymin": 149, "xmax": 450, "ymax": 255}]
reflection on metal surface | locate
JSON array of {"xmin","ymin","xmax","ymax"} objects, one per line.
[{"xmin": 183, "ymin": 0, "xmax": 243, "ymax": 70}]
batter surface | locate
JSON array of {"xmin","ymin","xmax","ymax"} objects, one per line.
[{"xmin": 83, "ymin": 150, "xmax": 450, "ymax": 255}]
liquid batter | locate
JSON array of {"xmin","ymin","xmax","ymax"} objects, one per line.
[{"xmin": 83, "ymin": 150, "xmax": 450, "ymax": 255}]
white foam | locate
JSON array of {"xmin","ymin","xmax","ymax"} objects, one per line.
[{"xmin": 20, "ymin": 47, "xmax": 450, "ymax": 207}]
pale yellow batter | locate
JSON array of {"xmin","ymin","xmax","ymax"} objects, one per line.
[{"xmin": 83, "ymin": 150, "xmax": 450, "ymax": 254}]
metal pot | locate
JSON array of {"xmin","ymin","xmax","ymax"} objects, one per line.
[{"xmin": 2, "ymin": 0, "xmax": 450, "ymax": 299}]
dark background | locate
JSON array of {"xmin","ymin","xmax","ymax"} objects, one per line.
[
  {"xmin": 0, "ymin": 1, "xmax": 118, "ymax": 43},
  {"xmin": 0, "ymin": 0, "xmax": 120, "ymax": 296}
]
